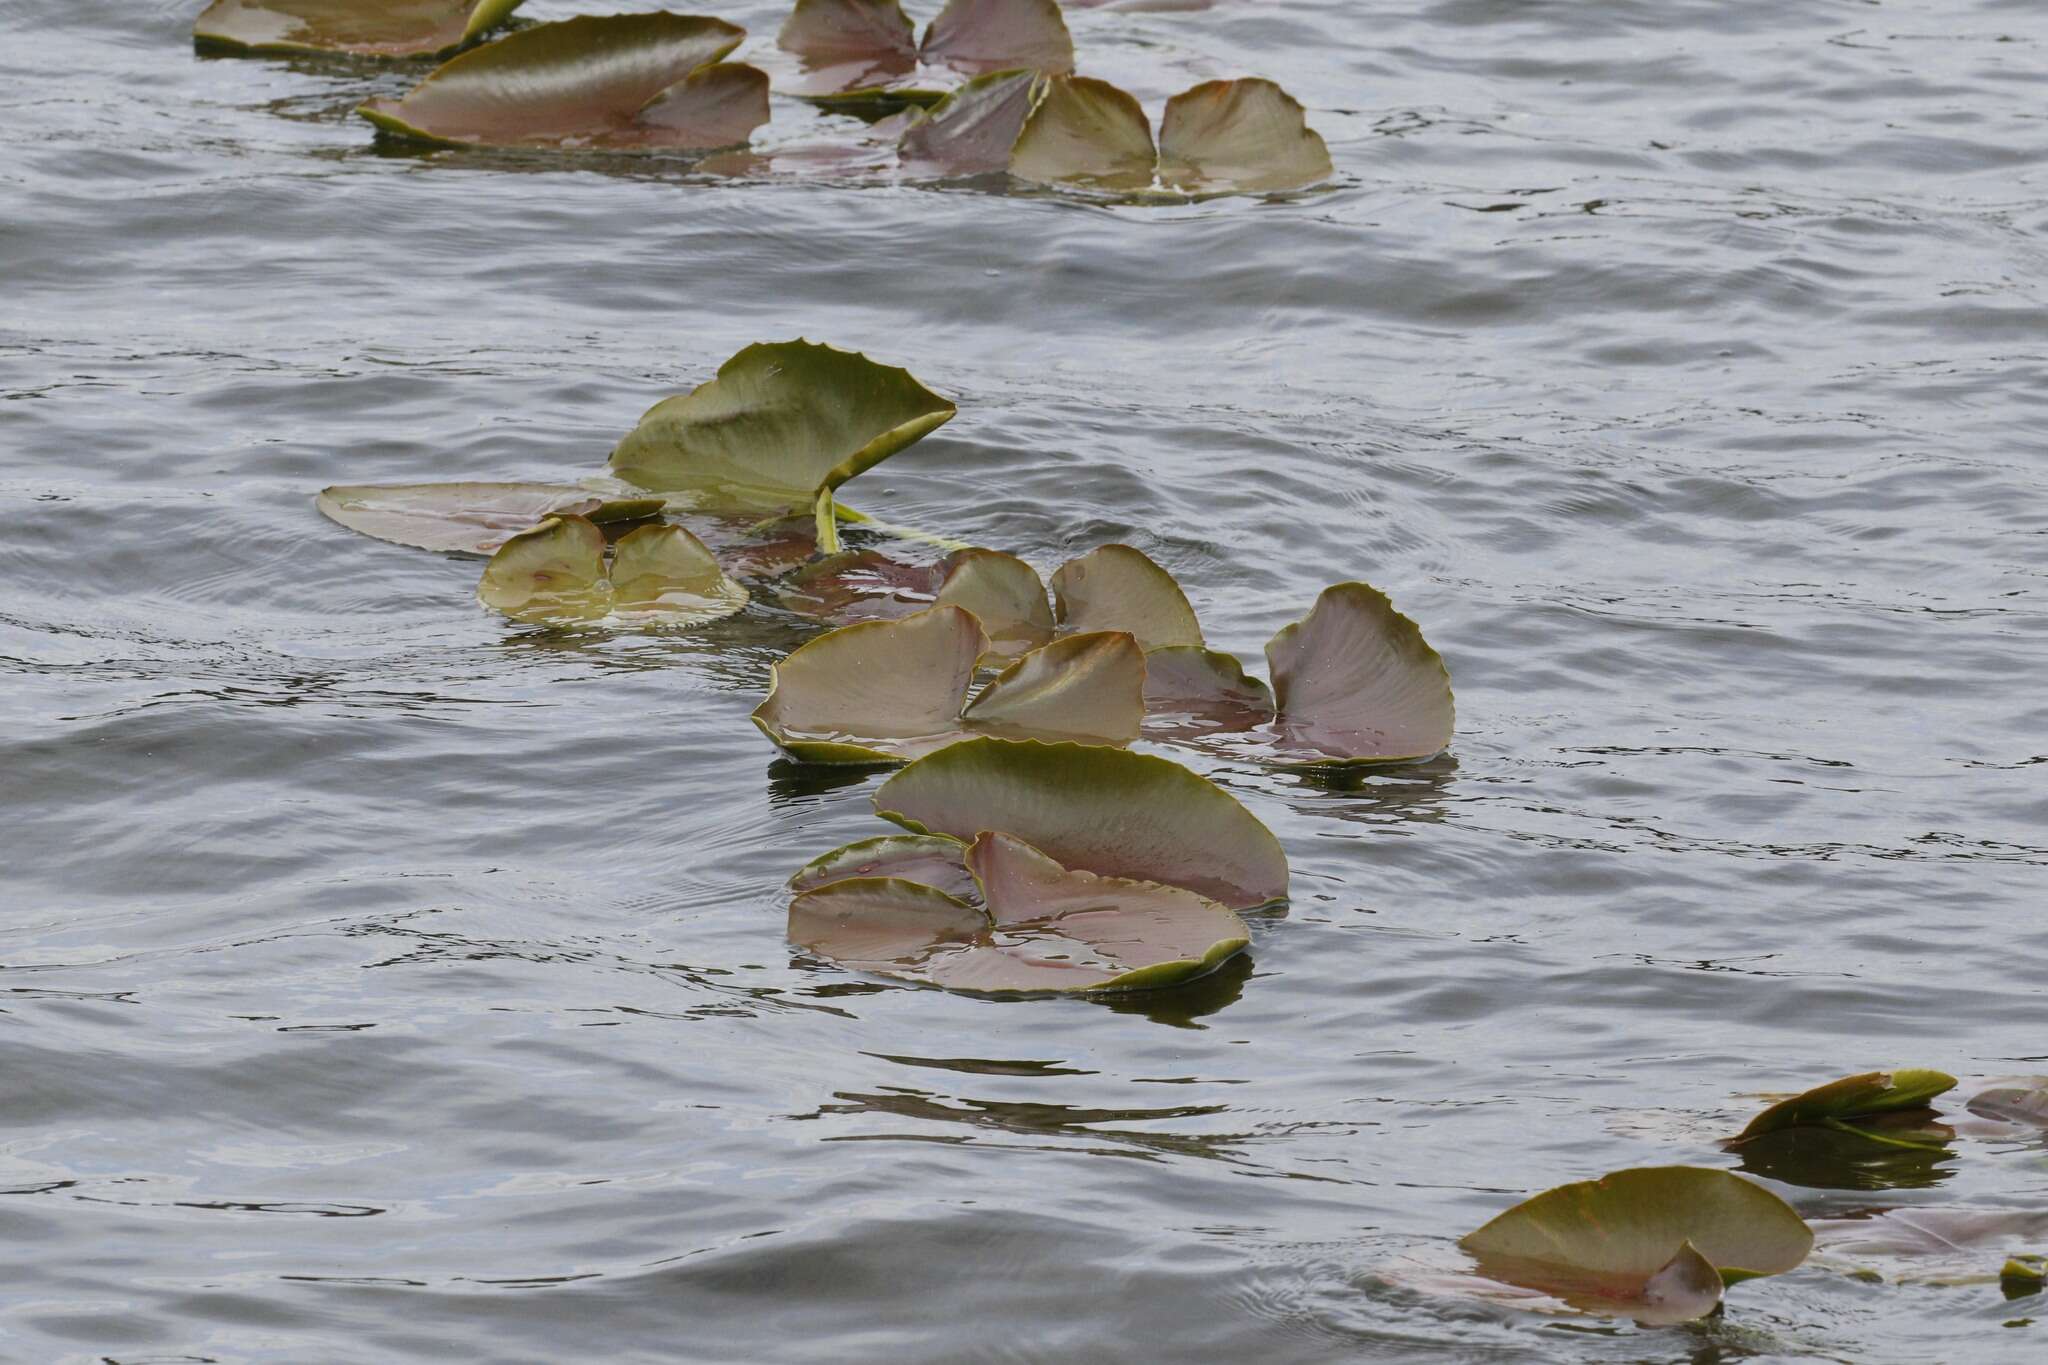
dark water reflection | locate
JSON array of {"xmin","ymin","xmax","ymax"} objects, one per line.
[{"xmin": 3, "ymin": 0, "xmax": 2046, "ymax": 1360}]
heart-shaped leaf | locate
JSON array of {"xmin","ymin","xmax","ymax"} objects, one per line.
[
  {"xmin": 777, "ymin": 0, "xmax": 1071, "ymax": 102},
  {"xmin": 1459, "ymin": 1167, "xmax": 1812, "ymax": 1322},
  {"xmin": 1157, "ymin": 78, "xmax": 1333, "ymax": 193},
  {"xmin": 1734, "ymin": 1070, "xmax": 1958, "ymax": 1142},
  {"xmin": 609, "ymin": 340, "xmax": 957, "ymax": 516},
  {"xmin": 875, "ymin": 737, "xmax": 1288, "ymax": 909},
  {"xmin": 195, "ymin": 0, "xmax": 522, "ymax": 57},
  {"xmin": 1263, "ymin": 582, "xmax": 1454, "ymax": 765},
  {"xmin": 752, "ymin": 606, "xmax": 1144, "ymax": 763},
  {"xmin": 788, "ymin": 833, "xmax": 978, "ymax": 900},
  {"xmin": 787, "ymin": 831, "xmax": 1249, "ymax": 994},
  {"xmin": 477, "ymin": 515, "xmax": 747, "ymax": 627},
  {"xmin": 1051, "ymin": 544, "xmax": 1203, "ymax": 650},
  {"xmin": 359, "ymin": 15, "xmax": 766, "ymax": 152},
  {"xmin": 316, "ymin": 481, "xmax": 666, "ymax": 555},
  {"xmin": 1010, "ymin": 75, "xmax": 1156, "ymax": 191}
]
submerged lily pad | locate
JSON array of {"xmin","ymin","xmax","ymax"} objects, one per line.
[
  {"xmin": 195, "ymin": 0, "xmax": 522, "ymax": 57},
  {"xmin": 752, "ymin": 606, "xmax": 1144, "ymax": 763},
  {"xmin": 1458, "ymin": 1167, "xmax": 1813, "ymax": 1324},
  {"xmin": 316, "ymin": 481, "xmax": 666, "ymax": 555},
  {"xmin": 477, "ymin": 515, "xmax": 747, "ymax": 626},
  {"xmin": 1811, "ymin": 1208, "xmax": 2048, "ymax": 1285},
  {"xmin": 1008, "ymin": 75, "xmax": 1330, "ymax": 195},
  {"xmin": 776, "ymin": 0, "xmax": 1072, "ymax": 104},
  {"xmin": 359, "ymin": 14, "xmax": 767, "ymax": 152},
  {"xmin": 1733, "ymin": 1070, "xmax": 1957, "ymax": 1142},
  {"xmin": 788, "ymin": 832, "xmax": 978, "ymax": 900},
  {"xmin": 1965, "ymin": 1079, "xmax": 2048, "ymax": 1128},
  {"xmin": 787, "ymin": 831, "xmax": 1249, "ymax": 994},
  {"xmin": 875, "ymin": 737, "xmax": 1288, "ymax": 909},
  {"xmin": 610, "ymin": 341, "xmax": 957, "ymax": 519}
]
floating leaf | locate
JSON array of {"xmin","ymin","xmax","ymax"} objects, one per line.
[
  {"xmin": 1263, "ymin": 582, "xmax": 1454, "ymax": 765},
  {"xmin": 316, "ymin": 481, "xmax": 665, "ymax": 555},
  {"xmin": 1010, "ymin": 76, "xmax": 1156, "ymax": 191},
  {"xmin": 1156, "ymin": 78, "xmax": 1333, "ymax": 193},
  {"xmin": 875, "ymin": 737, "xmax": 1288, "ymax": 909},
  {"xmin": 777, "ymin": 0, "xmax": 1071, "ymax": 102},
  {"xmin": 358, "ymin": 15, "xmax": 766, "ymax": 152},
  {"xmin": 1965, "ymin": 1080, "xmax": 2048, "ymax": 1129},
  {"xmin": 194, "ymin": 0, "xmax": 523, "ymax": 57},
  {"xmin": 752, "ymin": 607, "xmax": 1144, "ymax": 763},
  {"xmin": 787, "ymin": 831, "xmax": 1248, "ymax": 994},
  {"xmin": 898, "ymin": 69, "xmax": 1042, "ymax": 175},
  {"xmin": 1459, "ymin": 1167, "xmax": 1812, "ymax": 1323},
  {"xmin": 2004, "ymin": 1255, "xmax": 2045, "ymax": 1296},
  {"xmin": 609, "ymin": 340, "xmax": 957, "ymax": 516},
  {"xmin": 788, "ymin": 833, "xmax": 978, "ymax": 900},
  {"xmin": 1734, "ymin": 1070, "xmax": 1958, "ymax": 1142},
  {"xmin": 1051, "ymin": 544, "xmax": 1203, "ymax": 650},
  {"xmin": 477, "ymin": 516, "xmax": 746, "ymax": 627},
  {"xmin": 1141, "ymin": 645, "xmax": 1275, "ymax": 737},
  {"xmin": 1732, "ymin": 1112, "xmax": 1957, "ymax": 1192},
  {"xmin": 1811, "ymin": 1208, "xmax": 2048, "ymax": 1285},
  {"xmin": 776, "ymin": 546, "xmax": 1051, "ymax": 654},
  {"xmin": 932, "ymin": 548, "xmax": 1054, "ymax": 656}
]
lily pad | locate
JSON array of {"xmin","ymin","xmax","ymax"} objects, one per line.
[
  {"xmin": 1731, "ymin": 1112, "xmax": 1957, "ymax": 1192},
  {"xmin": 1050, "ymin": 543, "xmax": 1203, "ymax": 650},
  {"xmin": 898, "ymin": 69, "xmax": 1043, "ymax": 176},
  {"xmin": 874, "ymin": 737, "xmax": 1289, "ymax": 909},
  {"xmin": 2004, "ymin": 1255, "xmax": 2045, "ymax": 1296},
  {"xmin": 776, "ymin": 0, "xmax": 1072, "ymax": 104},
  {"xmin": 1262, "ymin": 582, "xmax": 1454, "ymax": 765},
  {"xmin": 358, "ymin": 15, "xmax": 767, "ymax": 152},
  {"xmin": 752, "ymin": 606, "xmax": 1145, "ymax": 763},
  {"xmin": 1010, "ymin": 75, "xmax": 1330, "ymax": 195},
  {"xmin": 477, "ymin": 515, "xmax": 747, "ymax": 627},
  {"xmin": 1965, "ymin": 1079, "xmax": 2048, "ymax": 1129},
  {"xmin": 195, "ymin": 0, "xmax": 522, "ymax": 58},
  {"xmin": 1458, "ymin": 1167, "xmax": 1813, "ymax": 1324},
  {"xmin": 316, "ymin": 481, "xmax": 666, "ymax": 555},
  {"xmin": 1140, "ymin": 645, "xmax": 1275, "ymax": 737},
  {"xmin": 787, "ymin": 831, "xmax": 1249, "ymax": 994},
  {"xmin": 788, "ymin": 833, "xmax": 978, "ymax": 900},
  {"xmin": 1810, "ymin": 1208, "xmax": 2048, "ymax": 1285},
  {"xmin": 933, "ymin": 548, "xmax": 1055, "ymax": 656},
  {"xmin": 1733, "ymin": 1070, "xmax": 1957, "ymax": 1142},
  {"xmin": 773, "ymin": 546, "xmax": 1050, "ymax": 654},
  {"xmin": 609, "ymin": 340, "xmax": 957, "ymax": 519}
]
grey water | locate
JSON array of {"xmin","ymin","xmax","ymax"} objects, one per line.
[{"xmin": 3, "ymin": 0, "xmax": 2045, "ymax": 1360}]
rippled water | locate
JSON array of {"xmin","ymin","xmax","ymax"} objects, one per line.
[{"xmin": 5, "ymin": 1, "xmax": 2046, "ymax": 1360}]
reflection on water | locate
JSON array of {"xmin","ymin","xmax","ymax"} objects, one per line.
[{"xmin": 1730, "ymin": 1114, "xmax": 1958, "ymax": 1193}]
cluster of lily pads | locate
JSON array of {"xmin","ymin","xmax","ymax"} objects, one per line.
[
  {"xmin": 194, "ymin": 0, "xmax": 1333, "ymax": 195},
  {"xmin": 1440, "ymin": 1068, "xmax": 2048, "ymax": 1325}
]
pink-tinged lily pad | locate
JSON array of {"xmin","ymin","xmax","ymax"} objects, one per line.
[
  {"xmin": 777, "ymin": 0, "xmax": 1072, "ymax": 103},
  {"xmin": 775, "ymin": 546, "xmax": 1053, "ymax": 655},
  {"xmin": 1262, "ymin": 583, "xmax": 1454, "ymax": 765},
  {"xmin": 1965, "ymin": 1079, "xmax": 2048, "ymax": 1128},
  {"xmin": 1051, "ymin": 543, "xmax": 1203, "ymax": 650},
  {"xmin": 898, "ymin": 69, "xmax": 1042, "ymax": 175},
  {"xmin": 787, "ymin": 831, "xmax": 1249, "ymax": 994},
  {"xmin": 788, "ymin": 833, "xmax": 978, "ymax": 900},
  {"xmin": 194, "ymin": 0, "xmax": 523, "ymax": 57},
  {"xmin": 1459, "ymin": 1167, "xmax": 1812, "ymax": 1324},
  {"xmin": 477, "ymin": 515, "xmax": 747, "ymax": 627},
  {"xmin": 1010, "ymin": 74, "xmax": 1331, "ymax": 195},
  {"xmin": 875, "ymin": 737, "xmax": 1289, "ymax": 909},
  {"xmin": 316, "ymin": 481, "xmax": 666, "ymax": 555},
  {"xmin": 1732, "ymin": 1069, "xmax": 1957, "ymax": 1142},
  {"xmin": 752, "ymin": 606, "xmax": 1144, "ymax": 763},
  {"xmin": 1141, "ymin": 645, "xmax": 1275, "ymax": 736},
  {"xmin": 1811, "ymin": 1208, "xmax": 2048, "ymax": 1285},
  {"xmin": 358, "ymin": 15, "xmax": 766, "ymax": 152}
]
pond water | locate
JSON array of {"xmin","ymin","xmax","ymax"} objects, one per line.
[{"xmin": 4, "ymin": 1, "xmax": 2045, "ymax": 1360}]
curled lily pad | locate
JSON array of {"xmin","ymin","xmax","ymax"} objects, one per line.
[
  {"xmin": 776, "ymin": 0, "xmax": 1072, "ymax": 103},
  {"xmin": 1965, "ymin": 1079, "xmax": 2048, "ymax": 1128},
  {"xmin": 1811, "ymin": 1209, "xmax": 2048, "ymax": 1285},
  {"xmin": 899, "ymin": 69, "xmax": 1042, "ymax": 175},
  {"xmin": 358, "ymin": 15, "xmax": 766, "ymax": 152},
  {"xmin": 316, "ymin": 481, "xmax": 666, "ymax": 555},
  {"xmin": 609, "ymin": 341, "xmax": 957, "ymax": 520},
  {"xmin": 752, "ymin": 606, "xmax": 1144, "ymax": 763},
  {"xmin": 1051, "ymin": 543, "xmax": 1203, "ymax": 650},
  {"xmin": 875, "ymin": 737, "xmax": 1288, "ymax": 909},
  {"xmin": 778, "ymin": 546, "xmax": 1052, "ymax": 656},
  {"xmin": 1732, "ymin": 1112, "xmax": 1956, "ymax": 1193},
  {"xmin": 1141, "ymin": 645, "xmax": 1275, "ymax": 736},
  {"xmin": 195, "ymin": 0, "xmax": 522, "ymax": 57},
  {"xmin": 477, "ymin": 515, "xmax": 747, "ymax": 627},
  {"xmin": 788, "ymin": 833, "xmax": 977, "ymax": 900},
  {"xmin": 1459, "ymin": 1167, "xmax": 1813, "ymax": 1324},
  {"xmin": 1733, "ymin": 1069, "xmax": 1957, "ymax": 1142},
  {"xmin": 1261, "ymin": 582, "xmax": 1454, "ymax": 765},
  {"xmin": 787, "ymin": 831, "xmax": 1249, "ymax": 994},
  {"xmin": 933, "ymin": 548, "xmax": 1054, "ymax": 656},
  {"xmin": 1011, "ymin": 75, "xmax": 1330, "ymax": 195}
]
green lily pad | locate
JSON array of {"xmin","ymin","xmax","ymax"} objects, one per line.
[
  {"xmin": 787, "ymin": 833, "xmax": 978, "ymax": 900},
  {"xmin": 316, "ymin": 481, "xmax": 666, "ymax": 555},
  {"xmin": 194, "ymin": 0, "xmax": 522, "ymax": 57},
  {"xmin": 752, "ymin": 606, "xmax": 1145, "ymax": 763},
  {"xmin": 1050, "ymin": 544, "xmax": 1204, "ymax": 650},
  {"xmin": 1965, "ymin": 1079, "xmax": 2048, "ymax": 1128},
  {"xmin": 933, "ymin": 548, "xmax": 1054, "ymax": 656},
  {"xmin": 874, "ymin": 737, "xmax": 1289, "ymax": 909},
  {"xmin": 609, "ymin": 340, "xmax": 957, "ymax": 517},
  {"xmin": 1810, "ymin": 1208, "xmax": 2048, "ymax": 1285},
  {"xmin": 1459, "ymin": 1167, "xmax": 1813, "ymax": 1323},
  {"xmin": 1734, "ymin": 1069, "xmax": 1958, "ymax": 1142},
  {"xmin": 477, "ymin": 515, "xmax": 747, "ymax": 627},
  {"xmin": 1010, "ymin": 75, "xmax": 1331, "ymax": 195},
  {"xmin": 787, "ymin": 831, "xmax": 1249, "ymax": 994},
  {"xmin": 2004, "ymin": 1254, "xmax": 2045, "ymax": 1296},
  {"xmin": 1262, "ymin": 582, "xmax": 1454, "ymax": 765},
  {"xmin": 776, "ymin": 0, "xmax": 1072, "ymax": 104},
  {"xmin": 358, "ymin": 15, "xmax": 766, "ymax": 152},
  {"xmin": 1731, "ymin": 1111, "xmax": 1957, "ymax": 1193}
]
